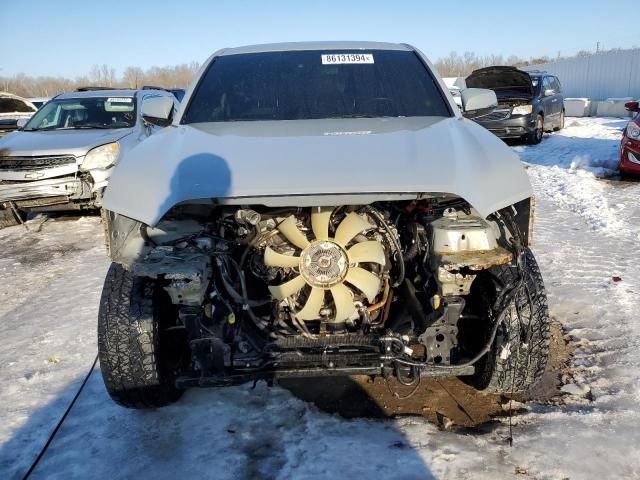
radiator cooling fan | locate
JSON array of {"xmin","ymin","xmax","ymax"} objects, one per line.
[{"xmin": 264, "ymin": 208, "xmax": 386, "ymax": 322}]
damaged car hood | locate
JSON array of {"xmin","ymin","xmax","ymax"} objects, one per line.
[
  {"xmin": 0, "ymin": 128, "xmax": 134, "ymax": 157},
  {"xmin": 466, "ymin": 67, "xmax": 534, "ymax": 98},
  {"xmin": 103, "ymin": 116, "xmax": 533, "ymax": 226}
]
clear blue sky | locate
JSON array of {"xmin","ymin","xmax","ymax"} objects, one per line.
[{"xmin": 2, "ymin": 0, "xmax": 637, "ymax": 78}]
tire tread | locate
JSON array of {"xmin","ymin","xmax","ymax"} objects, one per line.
[{"xmin": 97, "ymin": 263, "xmax": 182, "ymax": 408}]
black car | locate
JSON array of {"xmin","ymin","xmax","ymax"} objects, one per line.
[{"xmin": 466, "ymin": 66, "xmax": 564, "ymax": 144}]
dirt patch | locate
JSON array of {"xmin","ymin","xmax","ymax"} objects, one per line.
[
  {"xmin": 522, "ymin": 320, "xmax": 573, "ymax": 404},
  {"xmin": 1, "ymin": 214, "xmax": 95, "ymax": 265},
  {"xmin": 280, "ymin": 321, "xmax": 572, "ymax": 428}
]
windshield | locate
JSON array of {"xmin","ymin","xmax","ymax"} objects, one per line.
[
  {"xmin": 24, "ymin": 96, "xmax": 137, "ymax": 131},
  {"xmin": 182, "ymin": 50, "xmax": 451, "ymax": 123}
]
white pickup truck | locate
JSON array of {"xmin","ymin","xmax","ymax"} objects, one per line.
[{"xmin": 96, "ymin": 42, "xmax": 550, "ymax": 409}]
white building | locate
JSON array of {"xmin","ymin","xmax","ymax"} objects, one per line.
[{"xmin": 521, "ymin": 48, "xmax": 640, "ymax": 101}]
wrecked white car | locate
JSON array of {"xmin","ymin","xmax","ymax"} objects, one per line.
[
  {"xmin": 98, "ymin": 42, "xmax": 550, "ymax": 408},
  {"xmin": 0, "ymin": 92, "xmax": 37, "ymax": 138},
  {"xmin": 0, "ymin": 88, "xmax": 177, "ymax": 227}
]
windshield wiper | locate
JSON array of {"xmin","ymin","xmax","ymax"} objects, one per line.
[
  {"xmin": 26, "ymin": 124, "xmax": 116, "ymax": 131},
  {"xmin": 324, "ymin": 114, "xmax": 379, "ymax": 119},
  {"xmin": 63, "ymin": 124, "xmax": 114, "ymax": 130}
]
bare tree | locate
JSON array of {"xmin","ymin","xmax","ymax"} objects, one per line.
[
  {"xmin": 0, "ymin": 45, "xmax": 624, "ymax": 98},
  {"xmin": 88, "ymin": 64, "xmax": 116, "ymax": 86},
  {"xmin": 122, "ymin": 67, "xmax": 145, "ymax": 88}
]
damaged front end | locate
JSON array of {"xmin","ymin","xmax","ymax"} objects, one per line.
[
  {"xmin": 102, "ymin": 195, "xmax": 534, "ymax": 389},
  {"xmin": 0, "ymin": 154, "xmax": 102, "ymax": 215}
]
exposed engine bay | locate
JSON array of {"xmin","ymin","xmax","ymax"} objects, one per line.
[
  {"xmin": 103, "ymin": 196, "xmax": 533, "ymax": 390},
  {"xmin": 497, "ymin": 98, "xmax": 532, "ymax": 108}
]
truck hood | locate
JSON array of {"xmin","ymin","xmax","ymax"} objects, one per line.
[
  {"xmin": 0, "ymin": 128, "xmax": 134, "ymax": 157},
  {"xmin": 466, "ymin": 67, "xmax": 534, "ymax": 98},
  {"xmin": 103, "ymin": 117, "xmax": 532, "ymax": 226}
]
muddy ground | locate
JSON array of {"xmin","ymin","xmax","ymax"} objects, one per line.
[{"xmin": 281, "ymin": 321, "xmax": 572, "ymax": 428}]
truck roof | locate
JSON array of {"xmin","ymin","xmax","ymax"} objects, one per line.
[
  {"xmin": 55, "ymin": 88, "xmax": 166, "ymax": 100},
  {"xmin": 217, "ymin": 41, "xmax": 413, "ymax": 56}
]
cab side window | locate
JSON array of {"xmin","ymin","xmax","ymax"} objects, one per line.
[{"xmin": 552, "ymin": 77, "xmax": 562, "ymax": 93}]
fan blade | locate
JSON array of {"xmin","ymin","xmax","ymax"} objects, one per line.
[
  {"xmin": 330, "ymin": 283, "xmax": 356, "ymax": 322},
  {"xmin": 268, "ymin": 274, "xmax": 306, "ymax": 301},
  {"xmin": 311, "ymin": 207, "xmax": 332, "ymax": 241},
  {"xmin": 334, "ymin": 212, "xmax": 373, "ymax": 246},
  {"xmin": 278, "ymin": 216, "xmax": 310, "ymax": 250},
  {"xmin": 345, "ymin": 267, "xmax": 381, "ymax": 303},
  {"xmin": 296, "ymin": 286, "xmax": 325, "ymax": 320},
  {"xmin": 348, "ymin": 241, "xmax": 386, "ymax": 266},
  {"xmin": 264, "ymin": 247, "xmax": 300, "ymax": 268}
]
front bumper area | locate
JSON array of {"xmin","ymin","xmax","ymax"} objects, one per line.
[
  {"xmin": 0, "ymin": 155, "xmax": 99, "ymax": 208},
  {"xmin": 475, "ymin": 113, "xmax": 537, "ymax": 138},
  {"xmin": 0, "ymin": 175, "xmax": 94, "ymax": 207},
  {"xmin": 620, "ymin": 137, "xmax": 640, "ymax": 176},
  {"xmin": 175, "ymin": 333, "xmax": 475, "ymax": 388}
]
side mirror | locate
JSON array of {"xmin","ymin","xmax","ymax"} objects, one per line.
[
  {"xmin": 141, "ymin": 97, "xmax": 175, "ymax": 127},
  {"xmin": 544, "ymin": 89, "xmax": 555, "ymax": 97},
  {"xmin": 625, "ymin": 101, "xmax": 640, "ymax": 112},
  {"xmin": 16, "ymin": 118, "xmax": 28, "ymax": 129},
  {"xmin": 460, "ymin": 88, "xmax": 497, "ymax": 118}
]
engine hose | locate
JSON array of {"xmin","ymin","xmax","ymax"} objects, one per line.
[
  {"xmin": 216, "ymin": 257, "xmax": 280, "ymax": 338},
  {"xmin": 216, "ymin": 256, "xmax": 271, "ymax": 307},
  {"xmin": 364, "ymin": 206, "xmax": 405, "ymax": 288},
  {"xmin": 386, "ymin": 365, "xmax": 421, "ymax": 400},
  {"xmin": 227, "ymin": 256, "xmax": 297, "ymax": 337},
  {"xmin": 403, "ymin": 239, "xmax": 420, "ymax": 262}
]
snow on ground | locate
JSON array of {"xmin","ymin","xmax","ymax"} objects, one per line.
[
  {"xmin": 1, "ymin": 117, "xmax": 639, "ymax": 479},
  {"xmin": 513, "ymin": 117, "xmax": 626, "ymax": 177}
]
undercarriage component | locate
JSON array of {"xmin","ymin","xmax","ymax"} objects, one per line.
[
  {"xmin": 418, "ymin": 296, "xmax": 465, "ymax": 365},
  {"xmin": 175, "ymin": 329, "xmax": 476, "ymax": 389},
  {"xmin": 175, "ymin": 363, "xmax": 477, "ymax": 388},
  {"xmin": 130, "ymin": 249, "xmax": 212, "ymax": 306}
]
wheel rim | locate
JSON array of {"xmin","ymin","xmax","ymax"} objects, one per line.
[{"xmin": 536, "ymin": 117, "xmax": 543, "ymax": 140}]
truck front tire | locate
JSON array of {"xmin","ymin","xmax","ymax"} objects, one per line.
[
  {"xmin": 98, "ymin": 263, "xmax": 187, "ymax": 408},
  {"xmin": 461, "ymin": 248, "xmax": 551, "ymax": 395},
  {"xmin": 525, "ymin": 115, "xmax": 544, "ymax": 145}
]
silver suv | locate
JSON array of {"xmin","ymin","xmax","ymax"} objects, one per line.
[{"xmin": 0, "ymin": 87, "xmax": 177, "ymax": 227}]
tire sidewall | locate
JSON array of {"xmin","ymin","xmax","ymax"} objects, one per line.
[
  {"xmin": 98, "ymin": 263, "xmax": 184, "ymax": 407},
  {"xmin": 464, "ymin": 248, "xmax": 550, "ymax": 394}
]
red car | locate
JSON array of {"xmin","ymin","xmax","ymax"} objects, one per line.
[{"xmin": 620, "ymin": 101, "xmax": 640, "ymax": 178}]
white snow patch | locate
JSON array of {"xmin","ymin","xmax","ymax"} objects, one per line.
[{"xmin": 513, "ymin": 116, "xmax": 625, "ymax": 177}]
